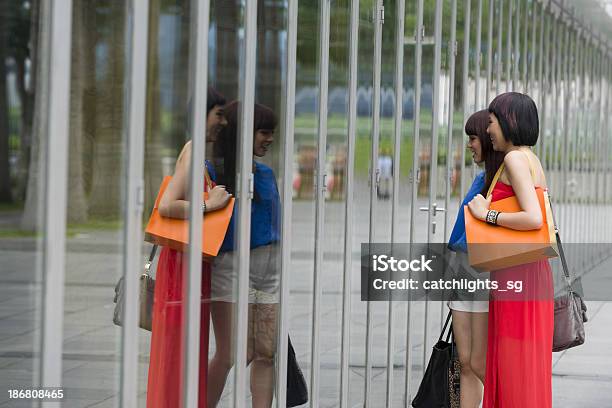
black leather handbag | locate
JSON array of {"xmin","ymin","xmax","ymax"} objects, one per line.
[
  {"xmin": 412, "ymin": 311, "xmax": 460, "ymax": 408},
  {"xmin": 286, "ymin": 336, "xmax": 308, "ymax": 407}
]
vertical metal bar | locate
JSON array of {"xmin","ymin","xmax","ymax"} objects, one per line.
[
  {"xmin": 496, "ymin": 0, "xmax": 504, "ymax": 94},
  {"xmin": 340, "ymin": 1, "xmax": 359, "ymax": 406},
  {"xmin": 522, "ymin": 0, "xmax": 529, "ymax": 92},
  {"xmin": 233, "ymin": 0, "xmax": 257, "ymax": 405},
  {"xmin": 581, "ymin": 39, "xmax": 592, "ymax": 243},
  {"xmin": 364, "ymin": 1, "xmax": 384, "ymax": 405},
  {"xmin": 386, "ymin": 0, "xmax": 406, "ymax": 405},
  {"xmin": 485, "ymin": 0, "xmax": 494, "ymax": 104},
  {"xmin": 560, "ymin": 14, "xmax": 572, "ymax": 233},
  {"xmin": 548, "ymin": 10, "xmax": 558, "ymax": 198},
  {"xmin": 444, "ymin": 0, "xmax": 458, "ymax": 245},
  {"xmin": 405, "ymin": 0, "xmax": 425, "ymax": 403},
  {"xmin": 184, "ymin": 0, "xmax": 210, "ymax": 406},
  {"xmin": 422, "ymin": 0, "xmax": 444, "ymax": 375},
  {"xmin": 474, "ymin": 0, "xmax": 483, "ymax": 109},
  {"xmin": 506, "ymin": 0, "xmax": 513, "ymax": 91},
  {"xmin": 529, "ymin": 0, "xmax": 537, "ymax": 92},
  {"xmin": 536, "ymin": 0, "xmax": 545, "ymax": 158},
  {"xmin": 40, "ymin": 0, "xmax": 72, "ymax": 398},
  {"xmin": 460, "ymin": 0, "xmax": 471, "ymax": 201},
  {"xmin": 513, "ymin": 0, "xmax": 520, "ymax": 89},
  {"xmin": 310, "ymin": 0, "xmax": 331, "ymax": 405},
  {"xmin": 538, "ymin": 3, "xmax": 550, "ymax": 160},
  {"xmin": 120, "ymin": 1, "xmax": 149, "ymax": 406},
  {"xmin": 275, "ymin": 0, "xmax": 298, "ymax": 406},
  {"xmin": 571, "ymin": 27, "xmax": 583, "ymax": 242}
]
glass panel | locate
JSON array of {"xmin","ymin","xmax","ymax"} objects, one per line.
[
  {"xmin": 59, "ymin": 2, "xmax": 127, "ymax": 405},
  {"xmin": 289, "ymin": 0, "xmax": 319, "ymax": 404},
  {"xmin": 347, "ymin": 1, "xmax": 375, "ymax": 405},
  {"xmin": 0, "ymin": 0, "xmax": 45, "ymax": 402}
]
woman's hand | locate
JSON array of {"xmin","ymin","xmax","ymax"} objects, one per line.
[
  {"xmin": 205, "ymin": 185, "xmax": 232, "ymax": 212},
  {"xmin": 467, "ymin": 194, "xmax": 492, "ymax": 221}
]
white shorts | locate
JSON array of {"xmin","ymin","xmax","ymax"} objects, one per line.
[
  {"xmin": 447, "ymin": 251, "xmax": 490, "ymax": 313},
  {"xmin": 211, "ymin": 244, "xmax": 280, "ymax": 304}
]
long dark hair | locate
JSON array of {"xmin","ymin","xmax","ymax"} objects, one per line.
[
  {"xmin": 464, "ymin": 109, "xmax": 505, "ymax": 196},
  {"xmin": 214, "ymin": 101, "xmax": 278, "ymax": 195}
]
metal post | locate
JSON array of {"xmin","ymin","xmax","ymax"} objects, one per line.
[
  {"xmin": 421, "ymin": 0, "xmax": 444, "ymax": 376},
  {"xmin": 310, "ymin": 0, "xmax": 331, "ymax": 405},
  {"xmin": 506, "ymin": 0, "xmax": 513, "ymax": 91},
  {"xmin": 364, "ymin": 1, "xmax": 384, "ymax": 406},
  {"xmin": 40, "ymin": 0, "xmax": 72, "ymax": 401},
  {"xmin": 233, "ymin": 0, "xmax": 257, "ymax": 404},
  {"xmin": 538, "ymin": 3, "xmax": 551, "ymax": 160},
  {"xmin": 444, "ymin": 0, "xmax": 458, "ymax": 247},
  {"xmin": 522, "ymin": 0, "xmax": 530, "ymax": 92},
  {"xmin": 460, "ymin": 0, "xmax": 471, "ymax": 202},
  {"xmin": 405, "ymin": 0, "xmax": 425, "ymax": 404},
  {"xmin": 474, "ymin": 0, "xmax": 483, "ymax": 109},
  {"xmin": 120, "ymin": 1, "xmax": 149, "ymax": 406},
  {"xmin": 513, "ymin": 0, "xmax": 521, "ymax": 89},
  {"xmin": 339, "ymin": 2, "xmax": 360, "ymax": 406},
  {"xmin": 548, "ymin": 10, "xmax": 559, "ymax": 199},
  {"xmin": 486, "ymin": 0, "xmax": 494, "ymax": 104},
  {"xmin": 386, "ymin": 0, "xmax": 406, "ymax": 405},
  {"xmin": 184, "ymin": 0, "xmax": 210, "ymax": 406},
  {"xmin": 275, "ymin": 0, "xmax": 298, "ymax": 406},
  {"xmin": 496, "ymin": 0, "xmax": 504, "ymax": 94},
  {"xmin": 560, "ymin": 14, "xmax": 572, "ymax": 234},
  {"xmin": 536, "ymin": 1, "xmax": 545, "ymax": 156}
]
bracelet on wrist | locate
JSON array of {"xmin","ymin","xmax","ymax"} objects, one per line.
[
  {"xmin": 486, "ymin": 209, "xmax": 499, "ymax": 225},
  {"xmin": 202, "ymin": 201, "xmax": 207, "ymax": 213}
]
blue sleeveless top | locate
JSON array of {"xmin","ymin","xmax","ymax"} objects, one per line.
[
  {"xmin": 448, "ymin": 171, "xmax": 485, "ymax": 253},
  {"xmin": 220, "ymin": 162, "xmax": 281, "ymax": 251}
]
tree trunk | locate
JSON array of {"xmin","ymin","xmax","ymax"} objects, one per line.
[
  {"xmin": 143, "ymin": 0, "xmax": 164, "ymax": 220},
  {"xmin": 87, "ymin": 1, "xmax": 125, "ymax": 219},
  {"xmin": 0, "ymin": 0, "xmax": 12, "ymax": 203},
  {"xmin": 214, "ymin": 1, "xmax": 239, "ymax": 99},
  {"xmin": 21, "ymin": 0, "xmax": 48, "ymax": 231},
  {"xmin": 65, "ymin": 0, "xmax": 89, "ymax": 223}
]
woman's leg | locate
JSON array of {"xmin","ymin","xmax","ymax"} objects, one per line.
[
  {"xmin": 452, "ymin": 310, "xmax": 483, "ymax": 408},
  {"xmin": 249, "ymin": 302, "xmax": 278, "ymax": 408},
  {"xmin": 470, "ymin": 312, "xmax": 488, "ymax": 383},
  {"xmin": 208, "ymin": 301, "xmax": 235, "ymax": 407}
]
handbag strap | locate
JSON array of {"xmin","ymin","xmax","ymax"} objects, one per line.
[
  {"xmin": 439, "ymin": 310, "xmax": 453, "ymax": 343},
  {"xmin": 144, "ymin": 245, "xmax": 158, "ymax": 273},
  {"xmin": 546, "ymin": 197, "xmax": 572, "ymax": 288}
]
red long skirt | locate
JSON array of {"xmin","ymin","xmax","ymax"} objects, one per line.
[
  {"xmin": 146, "ymin": 247, "xmax": 211, "ymax": 408},
  {"xmin": 483, "ymin": 259, "xmax": 554, "ymax": 408}
]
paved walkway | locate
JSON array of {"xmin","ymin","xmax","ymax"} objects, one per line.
[{"xmin": 0, "ymin": 197, "xmax": 611, "ymax": 407}]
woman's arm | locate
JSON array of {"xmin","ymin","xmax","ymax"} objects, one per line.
[
  {"xmin": 158, "ymin": 141, "xmax": 231, "ymax": 219},
  {"xmin": 468, "ymin": 151, "xmax": 543, "ymax": 231}
]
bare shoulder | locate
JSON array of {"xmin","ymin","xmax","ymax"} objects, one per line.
[
  {"xmin": 176, "ymin": 140, "xmax": 192, "ymax": 164},
  {"xmin": 503, "ymin": 150, "xmax": 528, "ymax": 168}
]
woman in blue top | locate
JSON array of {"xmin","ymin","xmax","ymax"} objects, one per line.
[
  {"xmin": 448, "ymin": 109, "xmax": 504, "ymax": 408},
  {"xmin": 207, "ymin": 101, "xmax": 281, "ymax": 408}
]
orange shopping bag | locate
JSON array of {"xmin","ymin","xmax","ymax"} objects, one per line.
[
  {"xmin": 464, "ymin": 155, "xmax": 558, "ymax": 271},
  {"xmin": 144, "ymin": 176, "xmax": 234, "ymax": 257}
]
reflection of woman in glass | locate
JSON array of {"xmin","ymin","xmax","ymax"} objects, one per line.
[
  {"xmin": 467, "ymin": 93, "xmax": 554, "ymax": 407},
  {"xmin": 208, "ymin": 102, "xmax": 281, "ymax": 408},
  {"xmin": 447, "ymin": 110, "xmax": 504, "ymax": 407},
  {"xmin": 147, "ymin": 87, "xmax": 232, "ymax": 407}
]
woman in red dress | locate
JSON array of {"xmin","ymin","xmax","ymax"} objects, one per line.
[
  {"xmin": 467, "ymin": 92, "xmax": 554, "ymax": 407},
  {"xmin": 146, "ymin": 88, "xmax": 232, "ymax": 408}
]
